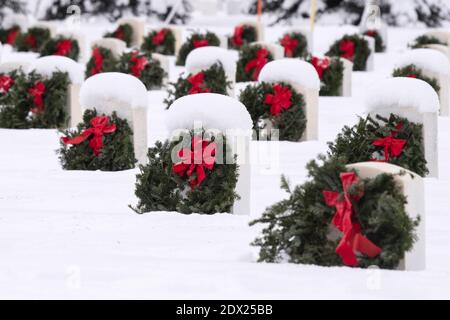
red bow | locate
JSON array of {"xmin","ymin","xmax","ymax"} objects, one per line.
[
  {"xmin": 280, "ymin": 34, "xmax": 299, "ymax": 57},
  {"xmin": 25, "ymin": 34, "xmax": 37, "ymax": 49},
  {"xmin": 339, "ymin": 39, "xmax": 355, "ymax": 61},
  {"xmin": 188, "ymin": 72, "xmax": 210, "ymax": 94},
  {"xmin": 113, "ymin": 27, "xmax": 124, "ymax": 40},
  {"xmin": 372, "ymin": 123, "xmax": 407, "ymax": 162},
  {"xmin": 407, "ymin": 74, "xmax": 417, "ymax": 78},
  {"xmin": 232, "ymin": 25, "xmax": 244, "ymax": 47},
  {"xmin": 152, "ymin": 29, "xmax": 167, "ymax": 45},
  {"xmin": 365, "ymin": 30, "xmax": 376, "ymax": 37},
  {"xmin": 265, "ymin": 84, "xmax": 292, "ymax": 116},
  {"xmin": 6, "ymin": 28, "xmax": 19, "ymax": 45},
  {"xmin": 55, "ymin": 39, "xmax": 73, "ymax": 56},
  {"xmin": 28, "ymin": 81, "xmax": 46, "ymax": 114},
  {"xmin": 62, "ymin": 116, "xmax": 117, "ymax": 156},
  {"xmin": 245, "ymin": 48, "xmax": 269, "ymax": 81},
  {"xmin": 130, "ymin": 52, "xmax": 149, "ymax": 77},
  {"xmin": 0, "ymin": 75, "xmax": 14, "ymax": 94},
  {"xmin": 311, "ymin": 56, "xmax": 331, "ymax": 80},
  {"xmin": 193, "ymin": 39, "xmax": 209, "ymax": 48},
  {"xmin": 323, "ymin": 172, "xmax": 382, "ymax": 267},
  {"xmin": 90, "ymin": 48, "xmax": 104, "ymax": 75},
  {"xmin": 172, "ymin": 137, "xmax": 216, "ymax": 189}
]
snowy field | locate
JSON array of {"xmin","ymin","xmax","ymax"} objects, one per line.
[{"xmin": 1, "ymin": 18, "xmax": 450, "ymax": 299}]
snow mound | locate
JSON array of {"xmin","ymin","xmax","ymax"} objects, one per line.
[
  {"xmin": 167, "ymin": 93, "xmax": 253, "ymax": 132},
  {"xmin": 258, "ymin": 59, "xmax": 320, "ymax": 90},
  {"xmin": 28, "ymin": 56, "xmax": 84, "ymax": 84},
  {"xmin": 186, "ymin": 46, "xmax": 237, "ymax": 79},
  {"xmin": 80, "ymin": 72, "xmax": 148, "ymax": 111},
  {"xmin": 395, "ymin": 48, "xmax": 450, "ymax": 75},
  {"xmin": 366, "ymin": 77, "xmax": 440, "ymax": 114}
]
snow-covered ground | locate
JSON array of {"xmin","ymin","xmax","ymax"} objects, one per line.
[{"xmin": 1, "ymin": 19, "xmax": 450, "ymax": 299}]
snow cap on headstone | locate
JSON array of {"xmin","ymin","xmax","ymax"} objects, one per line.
[
  {"xmin": 28, "ymin": 56, "xmax": 85, "ymax": 84},
  {"xmin": 167, "ymin": 93, "xmax": 253, "ymax": 132},
  {"xmin": 258, "ymin": 58, "xmax": 321, "ymax": 90},
  {"xmin": 366, "ymin": 77, "xmax": 440, "ymax": 114},
  {"xmin": 395, "ymin": 48, "xmax": 450, "ymax": 75},
  {"xmin": 186, "ymin": 46, "xmax": 237, "ymax": 79}
]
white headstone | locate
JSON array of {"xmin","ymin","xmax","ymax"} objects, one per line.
[
  {"xmin": 423, "ymin": 29, "xmax": 450, "ymax": 46},
  {"xmin": 117, "ymin": 17, "xmax": 146, "ymax": 48},
  {"xmin": 91, "ymin": 38, "xmax": 126, "ymax": 59},
  {"xmin": 252, "ymin": 41, "xmax": 284, "ymax": 60},
  {"xmin": 339, "ymin": 57, "xmax": 353, "ymax": 97},
  {"xmin": 363, "ymin": 35, "xmax": 375, "ymax": 71},
  {"xmin": 57, "ymin": 31, "xmax": 87, "ymax": 62},
  {"xmin": 151, "ymin": 53, "xmax": 170, "ymax": 86}
]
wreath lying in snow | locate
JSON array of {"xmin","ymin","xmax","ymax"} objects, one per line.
[
  {"xmin": 176, "ymin": 32, "xmax": 221, "ymax": 66},
  {"xmin": 104, "ymin": 23, "xmax": 133, "ymax": 47},
  {"xmin": 85, "ymin": 47, "xmax": 118, "ymax": 78},
  {"xmin": 236, "ymin": 45, "xmax": 274, "ymax": 82},
  {"xmin": 250, "ymin": 156, "xmax": 419, "ymax": 269},
  {"xmin": 165, "ymin": 63, "xmax": 231, "ymax": 108},
  {"xmin": 0, "ymin": 25, "xmax": 21, "ymax": 47},
  {"xmin": 363, "ymin": 29, "xmax": 385, "ymax": 53},
  {"xmin": 15, "ymin": 27, "xmax": 51, "ymax": 52},
  {"xmin": 228, "ymin": 24, "xmax": 257, "ymax": 49},
  {"xmin": 239, "ymin": 82, "xmax": 306, "ymax": 141},
  {"xmin": 0, "ymin": 71, "xmax": 70, "ymax": 129},
  {"xmin": 141, "ymin": 28, "xmax": 176, "ymax": 56},
  {"xmin": 117, "ymin": 51, "xmax": 165, "ymax": 90},
  {"xmin": 131, "ymin": 130, "xmax": 239, "ymax": 215},
  {"xmin": 40, "ymin": 36, "xmax": 80, "ymax": 61},
  {"xmin": 278, "ymin": 32, "xmax": 308, "ymax": 58},
  {"xmin": 309, "ymin": 56, "xmax": 344, "ymax": 96},
  {"xmin": 58, "ymin": 109, "xmax": 136, "ymax": 171},
  {"xmin": 409, "ymin": 35, "xmax": 447, "ymax": 49},
  {"xmin": 327, "ymin": 114, "xmax": 428, "ymax": 177},
  {"xmin": 392, "ymin": 65, "xmax": 440, "ymax": 94},
  {"xmin": 326, "ymin": 34, "xmax": 370, "ymax": 71}
]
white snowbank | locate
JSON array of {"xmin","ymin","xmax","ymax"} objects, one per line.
[
  {"xmin": 1, "ymin": 13, "xmax": 30, "ymax": 30},
  {"xmin": 185, "ymin": 46, "xmax": 237, "ymax": 79},
  {"xmin": 167, "ymin": 93, "xmax": 253, "ymax": 132},
  {"xmin": 395, "ymin": 48, "xmax": 450, "ymax": 75},
  {"xmin": 366, "ymin": 77, "xmax": 440, "ymax": 114},
  {"xmin": 80, "ymin": 72, "xmax": 148, "ymax": 111},
  {"xmin": 258, "ymin": 58, "xmax": 321, "ymax": 91},
  {"xmin": 28, "ymin": 56, "xmax": 85, "ymax": 84}
]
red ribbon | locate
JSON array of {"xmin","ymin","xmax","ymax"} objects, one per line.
[
  {"xmin": 130, "ymin": 52, "xmax": 149, "ymax": 77},
  {"xmin": 152, "ymin": 29, "xmax": 167, "ymax": 45},
  {"xmin": 244, "ymin": 48, "xmax": 269, "ymax": 81},
  {"xmin": 113, "ymin": 27, "xmax": 124, "ymax": 41},
  {"xmin": 280, "ymin": 34, "xmax": 299, "ymax": 57},
  {"xmin": 172, "ymin": 137, "xmax": 216, "ymax": 189},
  {"xmin": 28, "ymin": 81, "xmax": 46, "ymax": 114},
  {"xmin": 323, "ymin": 172, "xmax": 382, "ymax": 267},
  {"xmin": 55, "ymin": 39, "xmax": 73, "ymax": 56},
  {"xmin": 90, "ymin": 48, "xmax": 104, "ymax": 75},
  {"xmin": 193, "ymin": 39, "xmax": 209, "ymax": 48},
  {"xmin": 232, "ymin": 25, "xmax": 244, "ymax": 47},
  {"xmin": 407, "ymin": 74, "xmax": 417, "ymax": 78},
  {"xmin": 372, "ymin": 123, "xmax": 407, "ymax": 162},
  {"xmin": 6, "ymin": 28, "xmax": 19, "ymax": 45},
  {"xmin": 339, "ymin": 39, "xmax": 355, "ymax": 61},
  {"xmin": 265, "ymin": 84, "xmax": 292, "ymax": 116},
  {"xmin": 365, "ymin": 30, "xmax": 377, "ymax": 38},
  {"xmin": 187, "ymin": 72, "xmax": 210, "ymax": 94},
  {"xmin": 25, "ymin": 34, "xmax": 37, "ymax": 49},
  {"xmin": 62, "ymin": 116, "xmax": 117, "ymax": 156},
  {"xmin": 0, "ymin": 75, "xmax": 14, "ymax": 94},
  {"xmin": 311, "ymin": 56, "xmax": 331, "ymax": 80}
]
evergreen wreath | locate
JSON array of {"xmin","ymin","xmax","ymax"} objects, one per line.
[
  {"xmin": 392, "ymin": 64, "xmax": 440, "ymax": 94},
  {"xmin": 279, "ymin": 32, "xmax": 308, "ymax": 58},
  {"xmin": 327, "ymin": 114, "xmax": 428, "ymax": 177},
  {"xmin": 239, "ymin": 82, "xmax": 306, "ymax": 141},
  {"xmin": 250, "ymin": 156, "xmax": 419, "ymax": 269},
  {"xmin": 15, "ymin": 27, "xmax": 51, "ymax": 52},
  {"xmin": 176, "ymin": 31, "xmax": 221, "ymax": 66},
  {"xmin": 309, "ymin": 56, "xmax": 344, "ymax": 96},
  {"xmin": 104, "ymin": 23, "xmax": 133, "ymax": 47},
  {"xmin": 131, "ymin": 130, "xmax": 239, "ymax": 215},
  {"xmin": 228, "ymin": 24, "xmax": 257, "ymax": 49},
  {"xmin": 0, "ymin": 25, "xmax": 21, "ymax": 47},
  {"xmin": 85, "ymin": 47, "xmax": 118, "ymax": 78},
  {"xmin": 325, "ymin": 34, "xmax": 370, "ymax": 71},
  {"xmin": 141, "ymin": 28, "xmax": 176, "ymax": 56},
  {"xmin": 409, "ymin": 35, "xmax": 447, "ymax": 49},
  {"xmin": 0, "ymin": 71, "xmax": 70, "ymax": 129},
  {"xmin": 363, "ymin": 30, "xmax": 385, "ymax": 53},
  {"xmin": 0, "ymin": 70, "xmax": 21, "ymax": 108},
  {"xmin": 40, "ymin": 36, "xmax": 80, "ymax": 61},
  {"xmin": 164, "ymin": 63, "xmax": 231, "ymax": 108},
  {"xmin": 236, "ymin": 45, "xmax": 274, "ymax": 82},
  {"xmin": 58, "ymin": 109, "xmax": 136, "ymax": 171},
  {"xmin": 117, "ymin": 51, "xmax": 165, "ymax": 90}
]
